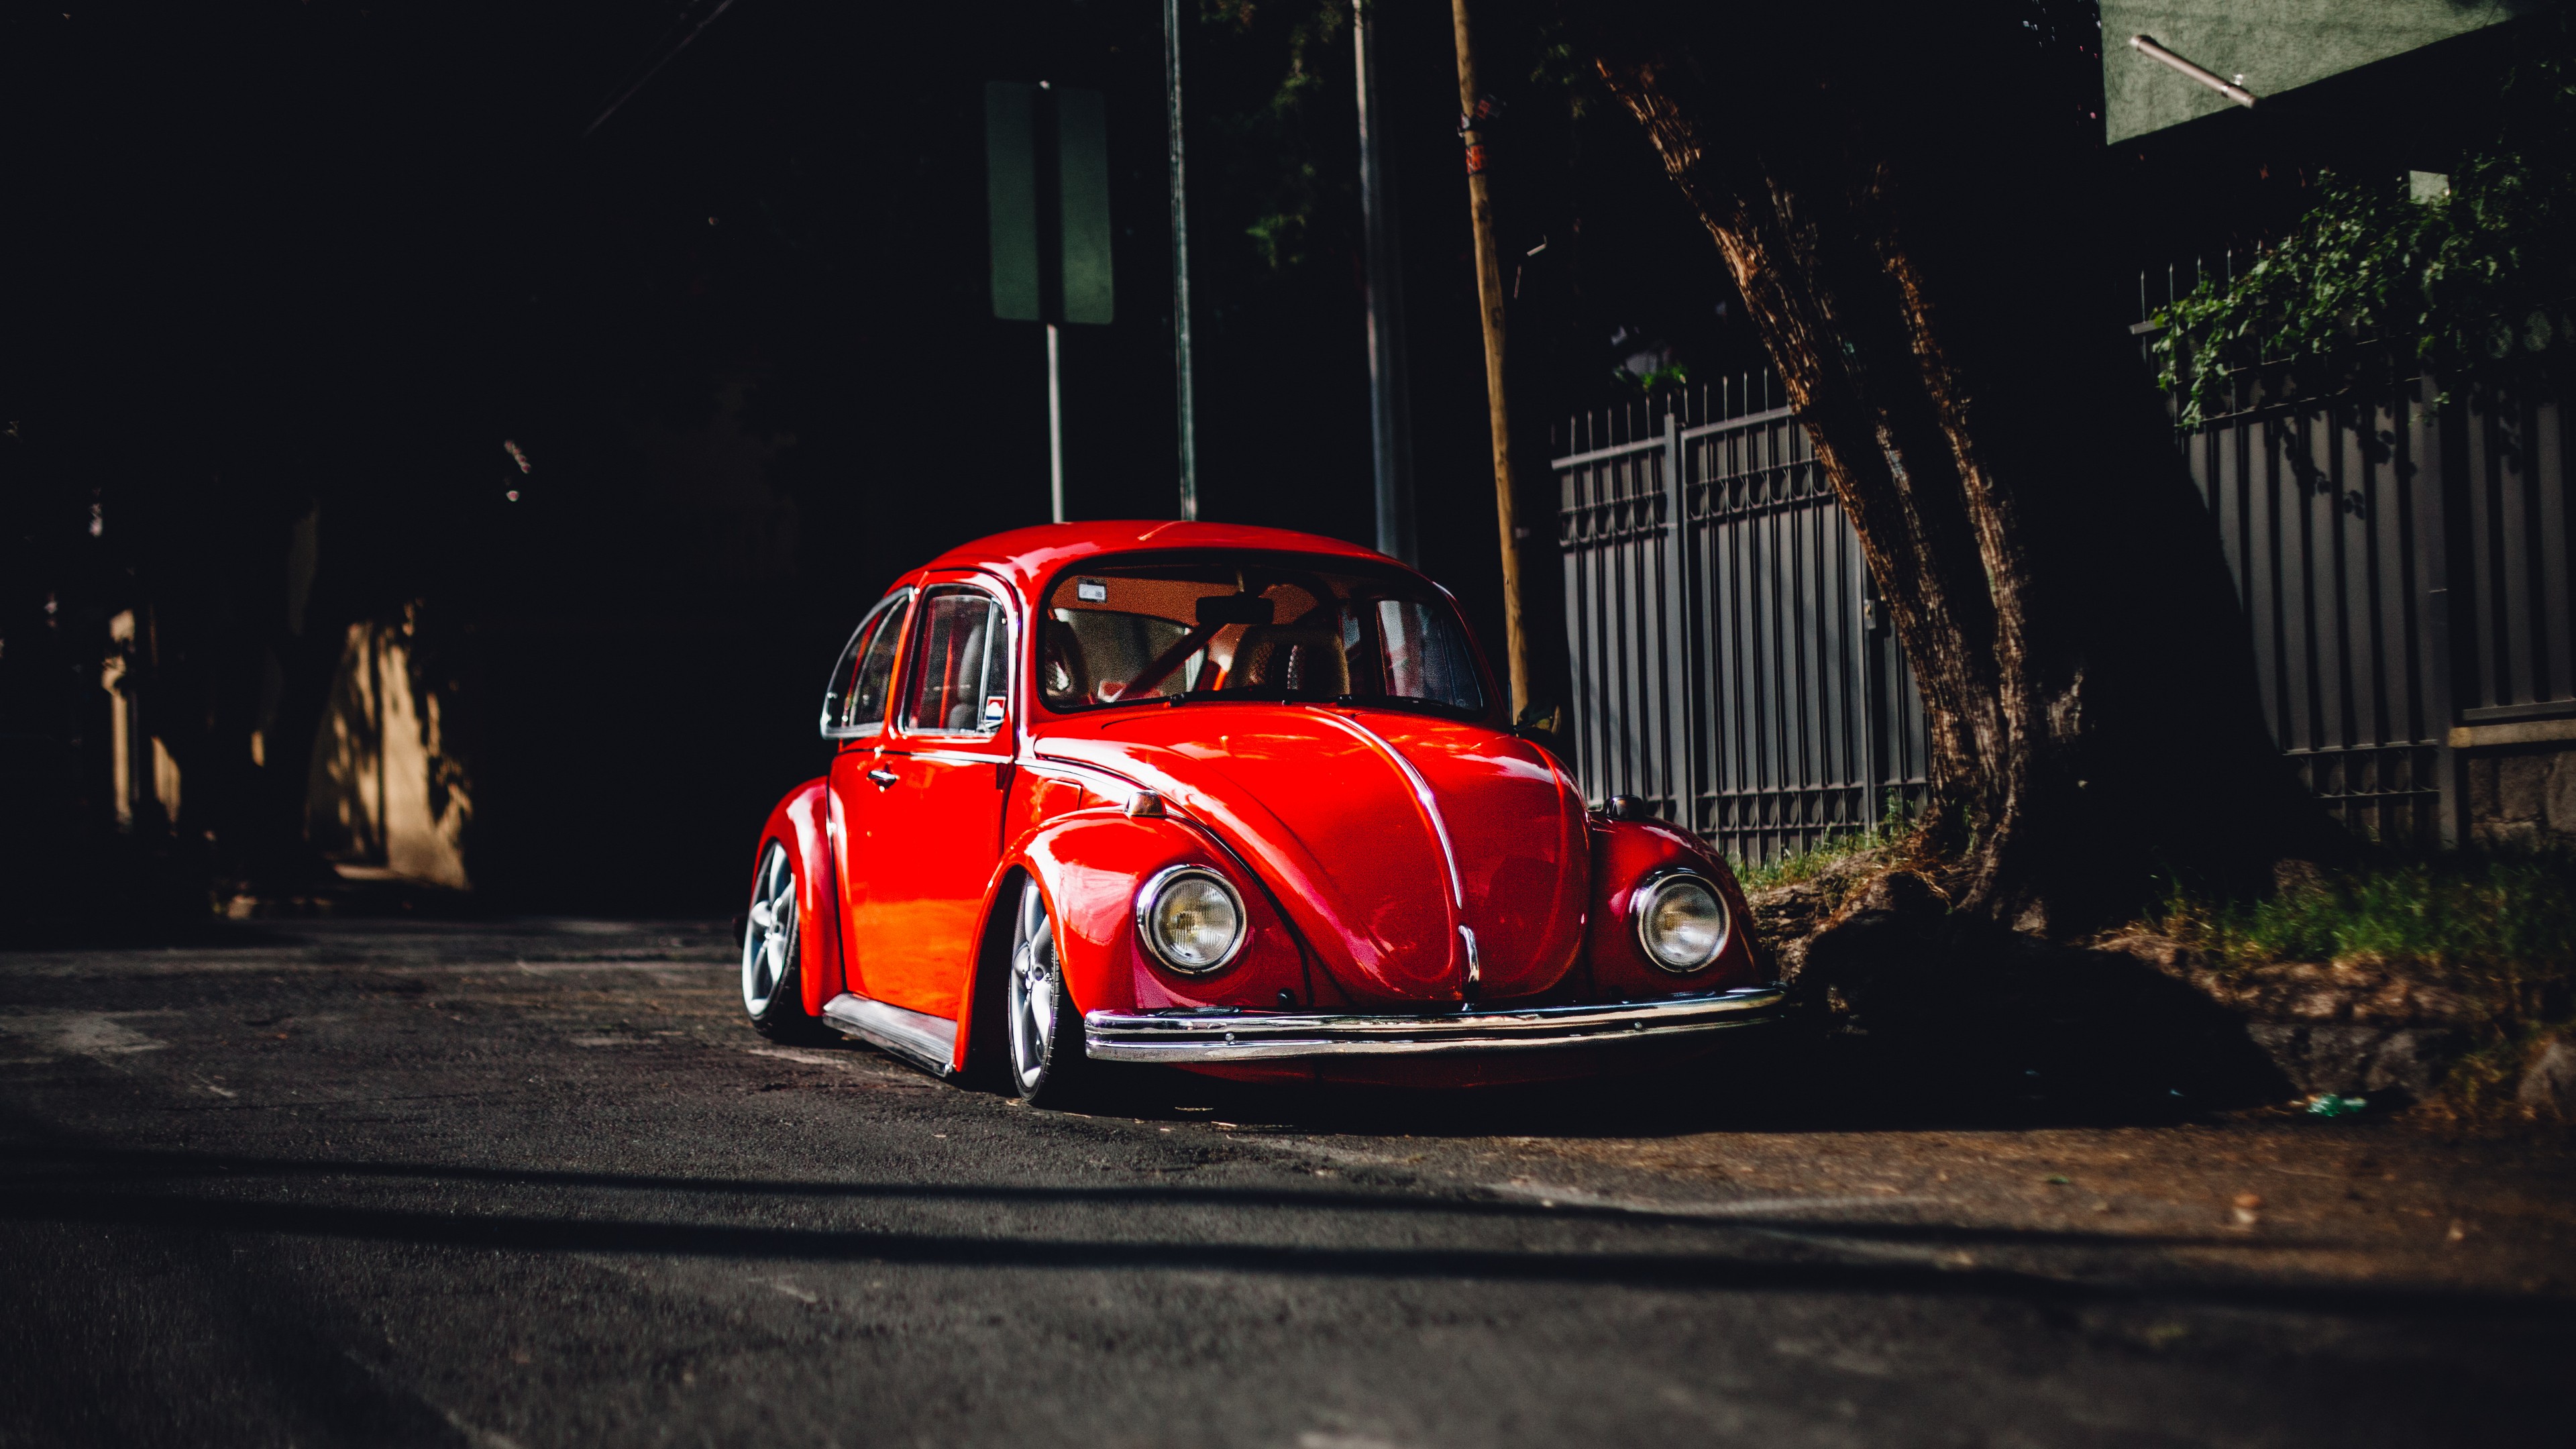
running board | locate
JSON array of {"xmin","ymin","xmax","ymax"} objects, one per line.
[{"xmin": 820, "ymin": 992, "xmax": 959, "ymax": 1076}]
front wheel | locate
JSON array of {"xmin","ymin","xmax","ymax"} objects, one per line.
[
  {"xmin": 743, "ymin": 841, "xmax": 827, "ymax": 1042},
  {"xmin": 1004, "ymin": 875, "xmax": 1094, "ymax": 1106}
]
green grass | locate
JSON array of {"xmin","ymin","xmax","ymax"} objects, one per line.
[
  {"xmin": 1732, "ymin": 825, "xmax": 1906, "ymax": 894},
  {"xmin": 2155, "ymin": 844, "xmax": 2576, "ymax": 1118},
  {"xmin": 2155, "ymin": 845, "xmax": 2576, "ymax": 991}
]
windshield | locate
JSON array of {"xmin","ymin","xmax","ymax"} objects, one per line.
[{"xmin": 1038, "ymin": 555, "xmax": 1489, "ymax": 717}]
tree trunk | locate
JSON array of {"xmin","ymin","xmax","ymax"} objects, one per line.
[{"xmin": 1585, "ymin": 8, "xmax": 2341, "ymax": 932}]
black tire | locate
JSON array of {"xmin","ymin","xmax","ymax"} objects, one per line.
[
  {"xmin": 1003, "ymin": 874, "xmax": 1097, "ymax": 1107},
  {"xmin": 742, "ymin": 841, "xmax": 830, "ymax": 1044}
]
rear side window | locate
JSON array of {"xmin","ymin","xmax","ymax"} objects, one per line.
[
  {"xmin": 821, "ymin": 591, "xmax": 912, "ymax": 739},
  {"xmin": 904, "ymin": 588, "xmax": 1010, "ymax": 736}
]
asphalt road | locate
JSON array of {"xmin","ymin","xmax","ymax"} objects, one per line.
[{"xmin": 3, "ymin": 916, "xmax": 2571, "ymax": 1448}]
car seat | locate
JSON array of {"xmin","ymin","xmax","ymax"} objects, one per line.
[{"xmin": 1230, "ymin": 624, "xmax": 1349, "ymax": 699}]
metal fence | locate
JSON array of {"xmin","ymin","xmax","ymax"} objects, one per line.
[
  {"xmin": 1554, "ymin": 364, "xmax": 2573, "ymax": 863},
  {"xmin": 2188, "ymin": 367, "xmax": 2575, "ymax": 845},
  {"xmin": 1554, "ymin": 374, "xmax": 1928, "ymax": 867}
]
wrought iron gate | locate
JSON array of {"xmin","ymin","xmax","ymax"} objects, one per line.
[
  {"xmin": 1554, "ymin": 374, "xmax": 1928, "ymax": 867},
  {"xmin": 1554, "ymin": 365, "xmax": 2573, "ymax": 865}
]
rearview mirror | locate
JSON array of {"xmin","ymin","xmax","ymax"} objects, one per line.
[{"xmin": 1195, "ymin": 594, "xmax": 1275, "ymax": 627}]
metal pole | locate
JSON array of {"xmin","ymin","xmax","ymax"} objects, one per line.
[
  {"xmin": 1449, "ymin": 0, "xmax": 1532, "ymax": 718},
  {"xmin": 1355, "ymin": 0, "xmax": 1415, "ymax": 566},
  {"xmin": 1164, "ymin": 0, "xmax": 1199, "ymax": 520},
  {"xmin": 1046, "ymin": 323, "xmax": 1066, "ymax": 523}
]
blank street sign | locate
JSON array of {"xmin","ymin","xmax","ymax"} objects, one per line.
[
  {"xmin": 986, "ymin": 81, "xmax": 1041, "ymax": 323},
  {"xmin": 985, "ymin": 80, "xmax": 1113, "ymax": 326},
  {"xmin": 1055, "ymin": 87, "xmax": 1112, "ymax": 325}
]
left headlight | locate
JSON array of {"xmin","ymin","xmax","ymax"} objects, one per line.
[
  {"xmin": 1633, "ymin": 871, "xmax": 1729, "ymax": 973},
  {"xmin": 1137, "ymin": 866, "xmax": 1248, "ymax": 974}
]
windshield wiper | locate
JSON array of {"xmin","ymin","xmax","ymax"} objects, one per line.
[{"xmin": 1330, "ymin": 694, "xmax": 1483, "ymax": 720}]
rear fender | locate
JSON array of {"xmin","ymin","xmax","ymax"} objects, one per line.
[{"xmin": 755, "ymin": 779, "xmax": 844, "ymax": 1016}]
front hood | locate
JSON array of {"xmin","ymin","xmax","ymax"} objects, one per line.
[{"xmin": 1035, "ymin": 704, "xmax": 1589, "ymax": 1003}]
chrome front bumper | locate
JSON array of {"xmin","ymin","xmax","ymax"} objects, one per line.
[{"xmin": 1081, "ymin": 987, "xmax": 1784, "ymax": 1063}]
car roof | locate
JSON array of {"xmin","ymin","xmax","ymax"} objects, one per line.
[{"xmin": 916, "ymin": 520, "xmax": 1407, "ymax": 604}]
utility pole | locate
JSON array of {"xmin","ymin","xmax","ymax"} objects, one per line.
[
  {"xmin": 1448, "ymin": 0, "xmax": 1530, "ymax": 717},
  {"xmin": 1354, "ymin": 0, "xmax": 1415, "ymax": 566},
  {"xmin": 1164, "ymin": 0, "xmax": 1199, "ymax": 520}
]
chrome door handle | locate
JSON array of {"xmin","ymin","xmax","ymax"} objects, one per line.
[{"xmin": 865, "ymin": 767, "xmax": 898, "ymax": 789}]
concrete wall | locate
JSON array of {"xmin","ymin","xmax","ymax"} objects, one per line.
[
  {"xmin": 305, "ymin": 614, "xmax": 470, "ymax": 890},
  {"xmin": 2463, "ymin": 729, "xmax": 2576, "ymax": 846},
  {"xmin": 2102, "ymin": 0, "xmax": 2540, "ymax": 142}
]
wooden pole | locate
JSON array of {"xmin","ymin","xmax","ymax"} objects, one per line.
[{"xmin": 1448, "ymin": 0, "xmax": 1529, "ymax": 718}]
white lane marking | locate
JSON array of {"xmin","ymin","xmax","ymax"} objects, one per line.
[
  {"xmin": 0, "ymin": 1012, "xmax": 170, "ymax": 1063},
  {"xmin": 1485, "ymin": 1181, "xmax": 1948, "ymax": 1219},
  {"xmin": 763, "ymin": 1277, "xmax": 820, "ymax": 1303}
]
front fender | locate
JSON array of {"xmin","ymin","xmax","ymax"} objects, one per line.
[
  {"xmin": 1584, "ymin": 818, "xmax": 1768, "ymax": 996},
  {"xmin": 1003, "ymin": 809, "xmax": 1313, "ymax": 1024},
  {"xmin": 755, "ymin": 779, "xmax": 844, "ymax": 1016}
]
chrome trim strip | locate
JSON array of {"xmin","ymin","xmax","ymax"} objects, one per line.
[
  {"xmin": 904, "ymin": 748, "xmax": 1012, "ymax": 765},
  {"xmin": 1081, "ymin": 987, "xmax": 1782, "ymax": 1063},
  {"xmin": 1307, "ymin": 710, "xmax": 1464, "ymax": 910},
  {"xmin": 821, "ymin": 991, "xmax": 959, "ymax": 1075}
]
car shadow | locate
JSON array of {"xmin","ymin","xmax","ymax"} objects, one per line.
[{"xmin": 1075, "ymin": 1034, "xmax": 2237, "ymax": 1140}]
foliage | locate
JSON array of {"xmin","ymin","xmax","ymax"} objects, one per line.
[
  {"xmin": 2151, "ymin": 28, "xmax": 2576, "ymax": 427},
  {"xmin": 1733, "ymin": 800, "xmax": 1919, "ymax": 893},
  {"xmin": 2154, "ymin": 846, "xmax": 2576, "ymax": 991},
  {"xmin": 1199, "ymin": 0, "xmax": 1352, "ymax": 276},
  {"xmin": 2153, "ymin": 845, "xmax": 2576, "ymax": 1119},
  {"xmin": 1610, "ymin": 362, "xmax": 1689, "ymax": 394}
]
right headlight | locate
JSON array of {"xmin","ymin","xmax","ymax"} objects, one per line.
[
  {"xmin": 1633, "ymin": 871, "xmax": 1729, "ymax": 973},
  {"xmin": 1136, "ymin": 866, "xmax": 1248, "ymax": 974}
]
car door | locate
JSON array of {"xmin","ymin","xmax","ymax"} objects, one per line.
[
  {"xmin": 847, "ymin": 575, "xmax": 1016, "ymax": 1019},
  {"xmin": 821, "ymin": 587, "xmax": 915, "ymax": 1004}
]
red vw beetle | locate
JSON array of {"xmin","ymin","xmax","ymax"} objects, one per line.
[{"xmin": 740, "ymin": 521, "xmax": 1780, "ymax": 1102}]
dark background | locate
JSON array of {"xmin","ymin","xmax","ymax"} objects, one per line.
[
  {"xmin": 0, "ymin": 0, "xmax": 1799, "ymax": 918},
  {"xmin": 0, "ymin": 1, "xmax": 2257, "ymax": 921}
]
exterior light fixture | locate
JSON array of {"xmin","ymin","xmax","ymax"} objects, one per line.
[{"xmin": 2129, "ymin": 35, "xmax": 2257, "ymax": 108}]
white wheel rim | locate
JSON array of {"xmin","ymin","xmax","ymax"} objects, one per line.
[
  {"xmin": 1006, "ymin": 878, "xmax": 1056, "ymax": 1095},
  {"xmin": 743, "ymin": 842, "xmax": 797, "ymax": 1016}
]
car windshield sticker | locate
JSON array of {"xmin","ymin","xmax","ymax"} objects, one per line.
[
  {"xmin": 980, "ymin": 695, "xmax": 1008, "ymax": 731},
  {"xmin": 1076, "ymin": 578, "xmax": 1108, "ymax": 602}
]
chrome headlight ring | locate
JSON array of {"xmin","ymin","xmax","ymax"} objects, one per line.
[
  {"xmin": 1134, "ymin": 864, "xmax": 1250, "ymax": 975},
  {"xmin": 1630, "ymin": 867, "xmax": 1732, "ymax": 974}
]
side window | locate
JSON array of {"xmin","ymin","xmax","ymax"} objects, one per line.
[
  {"xmin": 903, "ymin": 588, "xmax": 1010, "ymax": 736},
  {"xmin": 820, "ymin": 592, "xmax": 912, "ymax": 739},
  {"xmin": 1375, "ymin": 598, "xmax": 1485, "ymax": 712}
]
